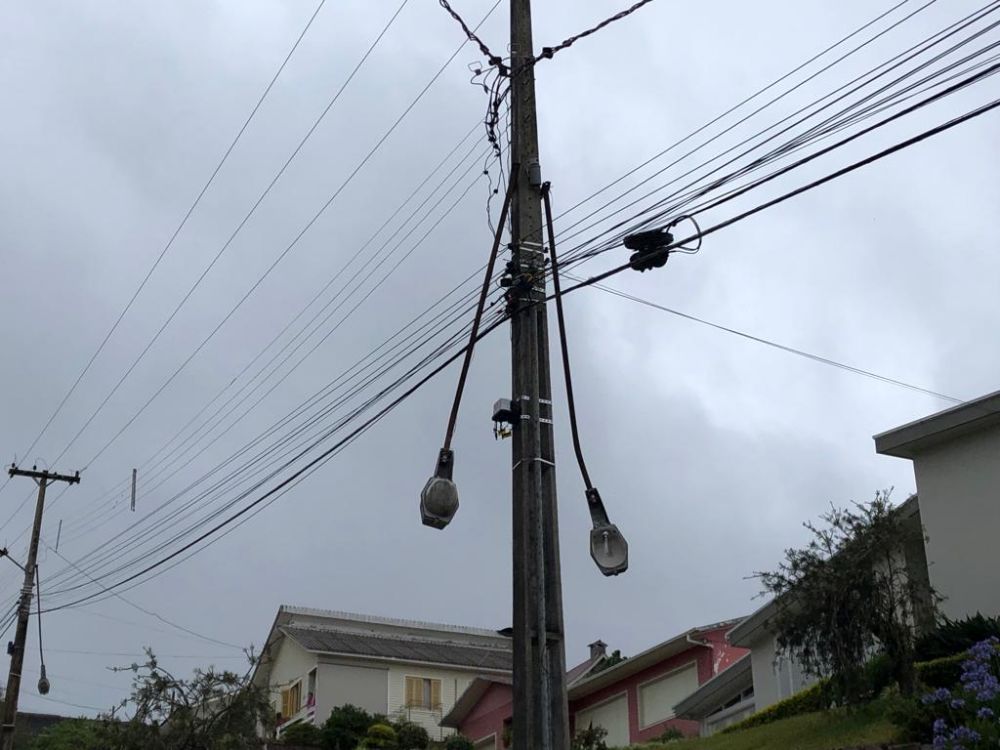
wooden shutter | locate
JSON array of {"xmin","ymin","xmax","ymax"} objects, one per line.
[
  {"xmin": 405, "ymin": 676, "xmax": 421, "ymax": 707},
  {"xmin": 281, "ymin": 688, "xmax": 291, "ymax": 718},
  {"xmin": 430, "ymin": 679, "xmax": 442, "ymax": 710}
]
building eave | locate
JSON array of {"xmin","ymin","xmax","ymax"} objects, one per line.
[
  {"xmin": 874, "ymin": 389, "xmax": 1000, "ymax": 459},
  {"xmin": 674, "ymin": 653, "xmax": 752, "ymax": 720}
]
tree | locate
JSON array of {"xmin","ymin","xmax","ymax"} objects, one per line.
[
  {"xmin": 755, "ymin": 491, "xmax": 934, "ymax": 703},
  {"xmin": 97, "ymin": 648, "xmax": 272, "ymax": 750}
]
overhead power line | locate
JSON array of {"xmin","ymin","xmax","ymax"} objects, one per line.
[
  {"xmin": 576, "ymin": 278, "xmax": 963, "ymax": 404},
  {"xmin": 3, "ymin": 0, "xmax": 329, "ymax": 482}
]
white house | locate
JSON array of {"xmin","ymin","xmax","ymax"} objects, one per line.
[
  {"xmin": 875, "ymin": 387, "xmax": 1000, "ymax": 621},
  {"xmin": 252, "ymin": 606, "xmax": 511, "ymax": 740}
]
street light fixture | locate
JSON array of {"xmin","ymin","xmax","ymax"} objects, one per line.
[
  {"xmin": 420, "ymin": 449, "xmax": 459, "ymax": 529},
  {"xmin": 585, "ymin": 488, "xmax": 628, "ymax": 576}
]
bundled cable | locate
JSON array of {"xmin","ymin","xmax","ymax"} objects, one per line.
[
  {"xmin": 541, "ymin": 184, "xmax": 628, "ymax": 576},
  {"xmin": 419, "ymin": 173, "xmax": 518, "ymax": 530}
]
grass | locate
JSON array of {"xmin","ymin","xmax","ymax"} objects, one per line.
[{"xmin": 635, "ymin": 699, "xmax": 901, "ymax": 750}]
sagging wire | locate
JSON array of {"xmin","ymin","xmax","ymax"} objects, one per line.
[
  {"xmin": 541, "ymin": 183, "xmax": 628, "ymax": 577},
  {"xmin": 418, "ymin": 172, "xmax": 519, "ymax": 530}
]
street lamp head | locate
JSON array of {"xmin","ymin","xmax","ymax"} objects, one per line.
[
  {"xmin": 37, "ymin": 664, "xmax": 50, "ymax": 695},
  {"xmin": 585, "ymin": 487, "xmax": 628, "ymax": 576},
  {"xmin": 420, "ymin": 449, "xmax": 458, "ymax": 529}
]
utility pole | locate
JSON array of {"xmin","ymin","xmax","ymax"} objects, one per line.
[
  {"xmin": 508, "ymin": 0, "xmax": 570, "ymax": 746},
  {"xmin": 2, "ymin": 465, "xmax": 79, "ymax": 750}
]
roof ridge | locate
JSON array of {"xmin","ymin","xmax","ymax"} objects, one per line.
[
  {"xmin": 281, "ymin": 623, "xmax": 511, "ymax": 652},
  {"xmin": 279, "ymin": 605, "xmax": 502, "ymax": 637}
]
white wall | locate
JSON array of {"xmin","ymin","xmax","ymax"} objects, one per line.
[
  {"xmin": 386, "ymin": 663, "xmax": 479, "ymax": 740},
  {"xmin": 316, "ymin": 661, "xmax": 389, "ymax": 727},
  {"xmin": 268, "ymin": 637, "xmax": 319, "ymax": 724},
  {"xmin": 912, "ymin": 428, "xmax": 1000, "ymax": 620},
  {"xmin": 746, "ymin": 633, "xmax": 814, "ymax": 712}
]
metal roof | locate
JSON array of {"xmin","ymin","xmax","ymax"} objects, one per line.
[{"xmin": 281, "ymin": 626, "xmax": 512, "ymax": 672}]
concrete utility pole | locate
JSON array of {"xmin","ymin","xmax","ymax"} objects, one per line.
[
  {"xmin": 1, "ymin": 465, "xmax": 79, "ymax": 750},
  {"xmin": 508, "ymin": 0, "xmax": 571, "ymax": 747}
]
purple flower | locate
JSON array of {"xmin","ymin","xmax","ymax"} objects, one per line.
[
  {"xmin": 976, "ymin": 706, "xmax": 994, "ymax": 719},
  {"xmin": 951, "ymin": 698, "xmax": 966, "ymax": 709},
  {"xmin": 951, "ymin": 725, "xmax": 981, "ymax": 743},
  {"xmin": 924, "ymin": 687, "xmax": 952, "ymax": 704},
  {"xmin": 933, "ymin": 718, "xmax": 948, "ymax": 734},
  {"xmin": 932, "ymin": 735, "xmax": 947, "ymax": 750}
]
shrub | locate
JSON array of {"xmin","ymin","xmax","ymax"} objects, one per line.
[
  {"xmin": 571, "ymin": 723, "xmax": 608, "ymax": 750},
  {"xmin": 720, "ymin": 681, "xmax": 829, "ymax": 734},
  {"xmin": 280, "ymin": 721, "xmax": 323, "ymax": 746},
  {"xmin": 652, "ymin": 726, "xmax": 684, "ymax": 742},
  {"xmin": 916, "ymin": 653, "xmax": 967, "ymax": 689},
  {"xmin": 915, "ymin": 614, "xmax": 1000, "ymax": 662},
  {"xmin": 443, "ymin": 734, "xmax": 475, "ymax": 750},
  {"xmin": 362, "ymin": 723, "xmax": 398, "ymax": 748},
  {"xmin": 323, "ymin": 704, "xmax": 376, "ymax": 750},
  {"xmin": 393, "ymin": 719, "xmax": 429, "ymax": 749}
]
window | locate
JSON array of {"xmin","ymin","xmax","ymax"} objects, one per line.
[
  {"xmin": 405, "ymin": 676, "xmax": 442, "ymax": 709},
  {"xmin": 307, "ymin": 669, "xmax": 317, "ymax": 707},
  {"xmin": 281, "ymin": 681, "xmax": 302, "ymax": 718},
  {"xmin": 637, "ymin": 662, "xmax": 699, "ymax": 727}
]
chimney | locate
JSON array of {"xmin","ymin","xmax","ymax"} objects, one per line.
[{"xmin": 588, "ymin": 640, "xmax": 608, "ymax": 660}]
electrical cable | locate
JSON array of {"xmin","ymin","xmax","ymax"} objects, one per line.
[
  {"xmin": 576, "ymin": 277, "xmax": 963, "ymax": 404},
  {"xmin": 442, "ymin": 171, "xmax": 517, "ymax": 452},
  {"xmin": 541, "ymin": 183, "xmax": 592, "ymax": 490},
  {"xmin": 0, "ymin": 0, "xmax": 330, "ymax": 503},
  {"xmin": 33, "ymin": 0, "xmax": 417, "ymax": 477}
]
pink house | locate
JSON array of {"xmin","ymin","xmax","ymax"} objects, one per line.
[{"xmin": 441, "ymin": 620, "xmax": 747, "ymax": 749}]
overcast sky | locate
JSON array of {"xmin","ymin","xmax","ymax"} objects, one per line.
[{"xmin": 1, "ymin": 0, "xmax": 997, "ymax": 718}]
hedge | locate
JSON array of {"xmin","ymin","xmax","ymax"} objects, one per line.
[{"xmin": 719, "ymin": 681, "xmax": 828, "ymax": 734}]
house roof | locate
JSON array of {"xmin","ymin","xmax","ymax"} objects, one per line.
[
  {"xmin": 673, "ymin": 653, "xmax": 752, "ymax": 720},
  {"xmin": 281, "ymin": 625, "xmax": 512, "ymax": 671},
  {"xmin": 874, "ymin": 389, "xmax": 1000, "ymax": 459},
  {"xmin": 277, "ymin": 605, "xmax": 504, "ymax": 639},
  {"xmin": 566, "ymin": 620, "xmax": 743, "ymax": 701},
  {"xmin": 252, "ymin": 606, "xmax": 511, "ymax": 687},
  {"xmin": 566, "ymin": 653, "xmax": 604, "ymax": 686},
  {"xmin": 439, "ymin": 675, "xmax": 512, "ymax": 728}
]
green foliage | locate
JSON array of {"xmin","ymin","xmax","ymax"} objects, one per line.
[
  {"xmin": 721, "ymin": 682, "xmax": 829, "ymax": 734},
  {"xmin": 571, "ymin": 723, "xmax": 608, "ymax": 750},
  {"xmin": 93, "ymin": 648, "xmax": 271, "ymax": 750},
  {"xmin": 28, "ymin": 719, "xmax": 103, "ymax": 750},
  {"xmin": 755, "ymin": 491, "xmax": 932, "ymax": 703},
  {"xmin": 362, "ymin": 723, "xmax": 398, "ymax": 748},
  {"xmin": 442, "ymin": 735, "xmax": 474, "ymax": 750},
  {"xmin": 323, "ymin": 704, "xmax": 376, "ymax": 750},
  {"xmin": 652, "ymin": 726, "xmax": 684, "ymax": 742},
  {"xmin": 915, "ymin": 613, "xmax": 1000, "ymax": 662},
  {"xmin": 392, "ymin": 720, "xmax": 429, "ymax": 750},
  {"xmin": 915, "ymin": 653, "xmax": 967, "ymax": 689},
  {"xmin": 280, "ymin": 721, "xmax": 324, "ymax": 747}
]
